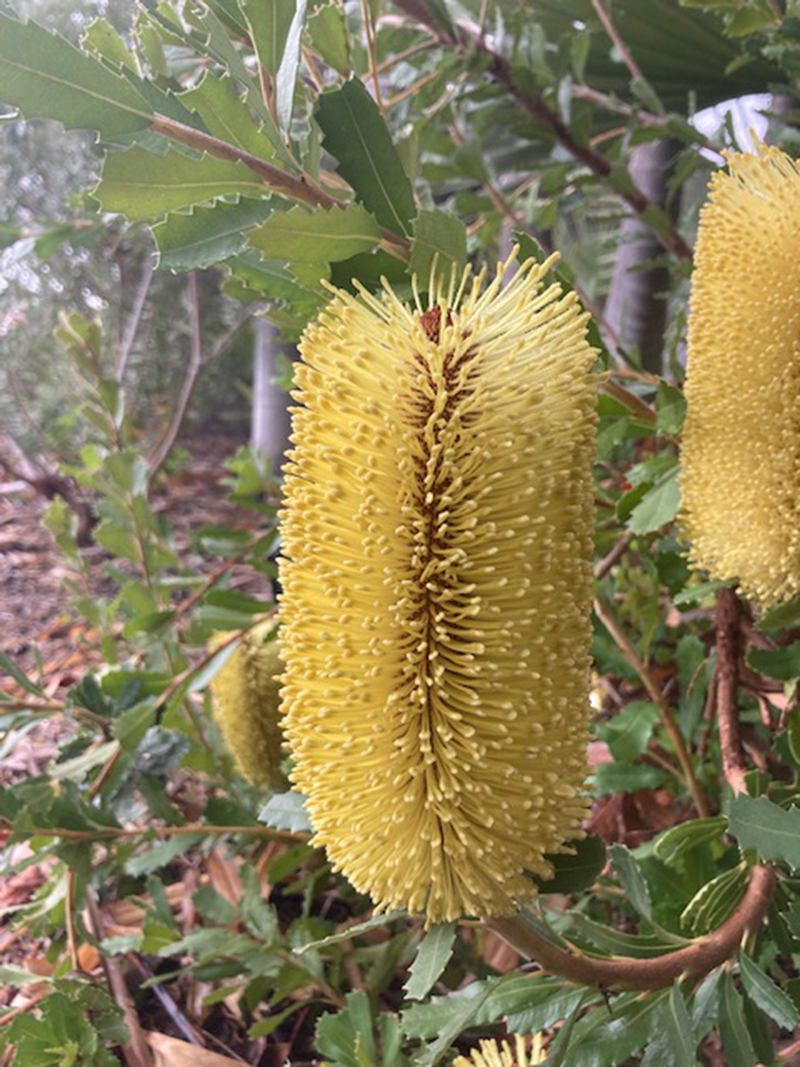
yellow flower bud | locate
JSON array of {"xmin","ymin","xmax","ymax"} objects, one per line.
[
  {"xmin": 453, "ymin": 1035, "xmax": 546, "ymax": 1067},
  {"xmin": 681, "ymin": 144, "xmax": 800, "ymax": 606},
  {"xmin": 209, "ymin": 619, "xmax": 284, "ymax": 788},
  {"xmin": 279, "ymin": 251, "xmax": 598, "ymax": 922}
]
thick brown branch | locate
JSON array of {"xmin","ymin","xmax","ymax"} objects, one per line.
[
  {"xmin": 390, "ymin": 1, "xmax": 693, "ymax": 261},
  {"xmin": 486, "ymin": 865, "xmax": 775, "ymax": 991},
  {"xmin": 716, "ymin": 587, "xmax": 749, "ymax": 794}
]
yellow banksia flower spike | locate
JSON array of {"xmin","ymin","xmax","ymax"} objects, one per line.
[
  {"xmin": 279, "ymin": 250, "xmax": 598, "ymax": 923},
  {"xmin": 681, "ymin": 143, "xmax": 800, "ymax": 606},
  {"xmin": 453, "ymin": 1034, "xmax": 546, "ymax": 1067},
  {"xmin": 209, "ymin": 618, "xmax": 285, "ymax": 788}
]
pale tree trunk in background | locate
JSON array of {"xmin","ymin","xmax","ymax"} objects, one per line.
[
  {"xmin": 604, "ymin": 139, "xmax": 680, "ymax": 374},
  {"xmin": 251, "ymin": 316, "xmax": 291, "ymax": 474}
]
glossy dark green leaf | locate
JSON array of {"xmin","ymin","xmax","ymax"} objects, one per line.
[
  {"xmin": 404, "ymin": 922, "xmax": 457, "ymax": 1001},
  {"xmin": 316, "ymin": 79, "xmax": 416, "ymax": 236},
  {"xmin": 530, "ymin": 834, "xmax": 607, "ymax": 894}
]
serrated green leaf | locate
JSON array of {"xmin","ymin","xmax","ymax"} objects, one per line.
[
  {"xmin": 94, "ymin": 147, "xmax": 265, "ymax": 220},
  {"xmin": 0, "ymin": 11, "xmax": 152, "ymax": 140},
  {"xmin": 316, "ymin": 79, "xmax": 416, "ymax": 236},
  {"xmin": 82, "ymin": 18, "xmax": 138, "ymax": 72},
  {"xmin": 409, "ymin": 209, "xmax": 467, "ymax": 284},
  {"xmin": 594, "ymin": 700, "xmax": 659, "ymax": 762},
  {"xmin": 728, "ymin": 795, "xmax": 800, "ymax": 869},
  {"xmin": 720, "ymin": 971, "xmax": 757, "ymax": 1067},
  {"xmin": 746, "ymin": 642, "xmax": 800, "ymax": 682},
  {"xmin": 295, "ymin": 911, "xmax": 406, "ymax": 954},
  {"xmin": 308, "ymin": 1, "xmax": 351, "ymax": 75},
  {"xmin": 178, "ymin": 72, "xmax": 277, "ymax": 160},
  {"xmin": 0, "ymin": 651, "xmax": 45, "ymax": 697},
  {"xmin": 259, "ymin": 790, "xmax": 313, "ymax": 833},
  {"xmin": 249, "ymin": 203, "xmax": 380, "ymax": 262},
  {"xmin": 654, "ymin": 816, "xmax": 727, "ymax": 865},
  {"xmin": 154, "ymin": 197, "xmax": 274, "ymax": 271},
  {"xmin": 739, "ymin": 952, "xmax": 800, "ymax": 1030},
  {"xmin": 656, "ymin": 381, "xmax": 686, "ymax": 435},
  {"xmin": 640, "ymin": 986, "xmax": 695, "ymax": 1067},
  {"xmin": 243, "ymin": 0, "xmax": 295, "ymax": 78},
  {"xmin": 627, "ymin": 468, "xmax": 680, "ymax": 534},
  {"xmin": 403, "ymin": 922, "xmax": 456, "ymax": 1001},
  {"xmin": 608, "ymin": 843, "xmax": 652, "ymax": 919}
]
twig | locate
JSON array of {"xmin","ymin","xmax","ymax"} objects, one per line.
[
  {"xmin": 65, "ymin": 869, "xmax": 81, "ymax": 972},
  {"xmin": 117, "ymin": 260, "xmax": 154, "ymax": 384},
  {"xmin": 589, "ymin": 0, "xmax": 648, "ymax": 88},
  {"xmin": 13, "ymin": 823, "xmax": 308, "ymax": 844},
  {"xmin": 716, "ymin": 588, "xmax": 749, "ymax": 795},
  {"xmin": 601, "ymin": 379, "xmax": 657, "ymax": 425},
  {"xmin": 85, "ymin": 888, "xmax": 153, "ymax": 1067},
  {"xmin": 360, "ymin": 0, "xmax": 384, "ymax": 111},
  {"xmin": 486, "ymin": 865, "xmax": 775, "ymax": 990},
  {"xmin": 594, "ymin": 595, "xmax": 710, "ymax": 817},
  {"xmin": 594, "ymin": 532, "xmax": 632, "ymax": 580},
  {"xmin": 390, "ymin": 0, "xmax": 693, "ymax": 260}
]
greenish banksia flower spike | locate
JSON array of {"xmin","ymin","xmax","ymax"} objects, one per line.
[
  {"xmin": 681, "ymin": 144, "xmax": 800, "ymax": 607},
  {"xmin": 209, "ymin": 619, "xmax": 285, "ymax": 788},
  {"xmin": 453, "ymin": 1035, "xmax": 546, "ymax": 1067},
  {"xmin": 279, "ymin": 250, "xmax": 599, "ymax": 923}
]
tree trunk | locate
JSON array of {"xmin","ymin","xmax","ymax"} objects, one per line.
[
  {"xmin": 251, "ymin": 317, "xmax": 291, "ymax": 474},
  {"xmin": 604, "ymin": 139, "xmax": 680, "ymax": 374}
]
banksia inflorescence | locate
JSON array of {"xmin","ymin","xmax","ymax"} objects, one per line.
[
  {"xmin": 681, "ymin": 144, "xmax": 800, "ymax": 606},
  {"xmin": 279, "ymin": 251, "xmax": 598, "ymax": 922},
  {"xmin": 209, "ymin": 619, "xmax": 284, "ymax": 788},
  {"xmin": 453, "ymin": 1035, "xmax": 546, "ymax": 1067}
]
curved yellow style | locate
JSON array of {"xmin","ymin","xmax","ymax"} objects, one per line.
[
  {"xmin": 209, "ymin": 619, "xmax": 284, "ymax": 788},
  {"xmin": 681, "ymin": 144, "xmax": 800, "ymax": 606},
  {"xmin": 453, "ymin": 1035, "xmax": 546, "ymax": 1067},
  {"xmin": 279, "ymin": 251, "xmax": 598, "ymax": 922}
]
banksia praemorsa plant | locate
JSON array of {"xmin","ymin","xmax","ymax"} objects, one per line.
[
  {"xmin": 681, "ymin": 144, "xmax": 800, "ymax": 606},
  {"xmin": 209, "ymin": 619, "xmax": 284, "ymax": 788},
  {"xmin": 453, "ymin": 1035, "xmax": 546, "ymax": 1067},
  {"xmin": 279, "ymin": 251, "xmax": 598, "ymax": 923}
]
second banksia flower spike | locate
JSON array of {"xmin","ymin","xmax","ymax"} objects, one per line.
[
  {"xmin": 209, "ymin": 619, "xmax": 285, "ymax": 789},
  {"xmin": 279, "ymin": 251, "xmax": 599, "ymax": 922},
  {"xmin": 681, "ymin": 144, "xmax": 800, "ymax": 607}
]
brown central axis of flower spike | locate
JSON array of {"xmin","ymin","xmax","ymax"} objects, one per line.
[{"xmin": 279, "ymin": 251, "xmax": 598, "ymax": 923}]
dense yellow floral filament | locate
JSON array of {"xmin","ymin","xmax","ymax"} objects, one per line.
[
  {"xmin": 681, "ymin": 144, "xmax": 800, "ymax": 606},
  {"xmin": 453, "ymin": 1035, "xmax": 546, "ymax": 1067},
  {"xmin": 279, "ymin": 250, "xmax": 598, "ymax": 922}
]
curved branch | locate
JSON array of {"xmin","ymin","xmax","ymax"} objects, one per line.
[{"xmin": 486, "ymin": 865, "xmax": 775, "ymax": 991}]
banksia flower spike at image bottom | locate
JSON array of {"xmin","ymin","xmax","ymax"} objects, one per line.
[
  {"xmin": 279, "ymin": 251, "xmax": 599, "ymax": 923},
  {"xmin": 681, "ymin": 144, "xmax": 800, "ymax": 607}
]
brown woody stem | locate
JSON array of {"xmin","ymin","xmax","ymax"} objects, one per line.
[
  {"xmin": 716, "ymin": 587, "xmax": 749, "ymax": 794},
  {"xmin": 486, "ymin": 865, "xmax": 775, "ymax": 990}
]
